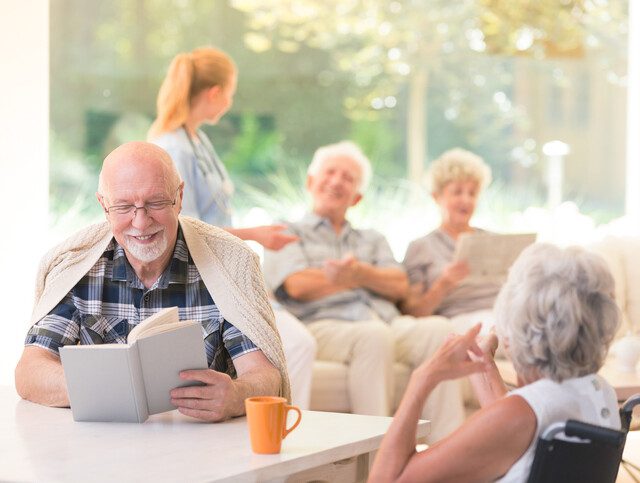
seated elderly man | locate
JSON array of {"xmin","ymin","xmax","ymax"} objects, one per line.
[
  {"xmin": 263, "ymin": 141, "xmax": 463, "ymax": 442},
  {"xmin": 370, "ymin": 244, "xmax": 620, "ymax": 482},
  {"xmin": 15, "ymin": 141, "xmax": 288, "ymax": 421}
]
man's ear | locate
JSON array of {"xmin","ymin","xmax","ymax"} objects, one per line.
[
  {"xmin": 176, "ymin": 182, "xmax": 185, "ymax": 214},
  {"xmin": 305, "ymin": 174, "xmax": 313, "ymax": 191},
  {"xmin": 96, "ymin": 192, "xmax": 108, "ymax": 219},
  {"xmin": 350, "ymin": 193, "xmax": 363, "ymax": 207}
]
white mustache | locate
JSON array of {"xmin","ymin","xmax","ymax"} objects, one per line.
[{"xmin": 124, "ymin": 227, "xmax": 163, "ymax": 237}]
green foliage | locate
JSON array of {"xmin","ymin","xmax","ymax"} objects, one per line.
[
  {"xmin": 205, "ymin": 112, "xmax": 284, "ymax": 177},
  {"xmin": 49, "ymin": 132, "xmax": 104, "ymax": 233},
  {"xmin": 479, "ymin": 0, "xmax": 628, "ymax": 59},
  {"xmin": 48, "ymin": 0, "xmax": 628, "ymax": 239},
  {"xmin": 349, "ymin": 118, "xmax": 405, "ymax": 179}
]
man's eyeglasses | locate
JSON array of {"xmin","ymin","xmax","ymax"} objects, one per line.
[{"xmin": 103, "ymin": 187, "xmax": 180, "ymax": 218}]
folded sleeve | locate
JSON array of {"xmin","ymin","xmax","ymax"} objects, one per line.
[
  {"xmin": 25, "ymin": 292, "xmax": 80, "ymax": 354},
  {"xmin": 222, "ymin": 320, "xmax": 259, "ymax": 359}
]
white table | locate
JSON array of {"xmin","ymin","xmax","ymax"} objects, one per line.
[{"xmin": 0, "ymin": 386, "xmax": 429, "ymax": 482}]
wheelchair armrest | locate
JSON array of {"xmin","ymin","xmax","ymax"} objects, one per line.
[
  {"xmin": 621, "ymin": 393, "xmax": 640, "ymax": 432},
  {"xmin": 564, "ymin": 420, "xmax": 625, "ymax": 447},
  {"xmin": 541, "ymin": 420, "xmax": 625, "ymax": 447}
]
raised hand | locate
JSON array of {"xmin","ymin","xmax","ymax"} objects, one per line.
[
  {"xmin": 476, "ymin": 328, "xmax": 499, "ymax": 359},
  {"xmin": 418, "ymin": 324, "xmax": 490, "ymax": 384},
  {"xmin": 440, "ymin": 260, "xmax": 470, "ymax": 289},
  {"xmin": 252, "ymin": 224, "xmax": 299, "ymax": 250}
]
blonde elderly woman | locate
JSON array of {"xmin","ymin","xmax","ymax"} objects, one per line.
[
  {"xmin": 370, "ymin": 243, "xmax": 620, "ymax": 482},
  {"xmin": 401, "ymin": 148, "xmax": 497, "ymax": 331}
]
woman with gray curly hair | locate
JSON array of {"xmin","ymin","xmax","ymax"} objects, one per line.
[
  {"xmin": 370, "ymin": 243, "xmax": 620, "ymax": 482},
  {"xmin": 401, "ymin": 148, "xmax": 499, "ymax": 325}
]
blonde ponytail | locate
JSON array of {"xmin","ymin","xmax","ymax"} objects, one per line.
[{"xmin": 148, "ymin": 47, "xmax": 236, "ymax": 140}]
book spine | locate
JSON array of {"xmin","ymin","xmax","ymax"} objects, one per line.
[{"xmin": 127, "ymin": 343, "xmax": 149, "ymax": 423}]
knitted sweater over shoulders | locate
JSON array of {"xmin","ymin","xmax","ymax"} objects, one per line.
[{"xmin": 29, "ymin": 216, "xmax": 290, "ymax": 400}]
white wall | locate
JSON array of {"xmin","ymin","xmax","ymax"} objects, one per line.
[
  {"xmin": 0, "ymin": 1, "xmax": 49, "ymax": 386},
  {"xmin": 627, "ymin": 0, "xmax": 640, "ymax": 221}
]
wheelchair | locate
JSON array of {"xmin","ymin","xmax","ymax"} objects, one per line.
[{"xmin": 527, "ymin": 393, "xmax": 640, "ymax": 483}]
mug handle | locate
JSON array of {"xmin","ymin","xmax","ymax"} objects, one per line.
[{"xmin": 282, "ymin": 404, "xmax": 302, "ymax": 439}]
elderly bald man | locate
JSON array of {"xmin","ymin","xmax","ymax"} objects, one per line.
[{"xmin": 15, "ymin": 141, "xmax": 288, "ymax": 421}]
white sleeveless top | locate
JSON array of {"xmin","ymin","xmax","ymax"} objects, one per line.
[{"xmin": 496, "ymin": 374, "xmax": 620, "ymax": 482}]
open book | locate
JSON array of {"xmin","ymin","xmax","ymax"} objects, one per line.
[
  {"xmin": 60, "ymin": 307, "xmax": 208, "ymax": 423},
  {"xmin": 453, "ymin": 232, "xmax": 536, "ymax": 283}
]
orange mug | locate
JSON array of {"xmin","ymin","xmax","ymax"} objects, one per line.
[{"xmin": 245, "ymin": 396, "xmax": 302, "ymax": 454}]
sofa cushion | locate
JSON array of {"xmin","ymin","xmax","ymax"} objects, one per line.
[
  {"xmin": 310, "ymin": 361, "xmax": 350, "ymax": 412},
  {"xmin": 310, "ymin": 361, "xmax": 412, "ymax": 413}
]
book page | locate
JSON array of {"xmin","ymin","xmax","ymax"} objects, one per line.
[
  {"xmin": 133, "ymin": 321, "xmax": 192, "ymax": 340},
  {"xmin": 128, "ymin": 306, "xmax": 179, "ymax": 343},
  {"xmin": 136, "ymin": 321, "xmax": 208, "ymax": 415},
  {"xmin": 454, "ymin": 233, "xmax": 536, "ymax": 282}
]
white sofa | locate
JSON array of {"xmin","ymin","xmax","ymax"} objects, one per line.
[
  {"xmin": 310, "ymin": 361, "xmax": 411, "ymax": 413},
  {"xmin": 308, "ymin": 235, "xmax": 640, "ymax": 413},
  {"xmin": 589, "ymin": 236, "xmax": 640, "ymax": 338}
]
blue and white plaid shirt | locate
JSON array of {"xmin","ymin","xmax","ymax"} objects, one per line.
[{"xmin": 26, "ymin": 227, "xmax": 258, "ymax": 373}]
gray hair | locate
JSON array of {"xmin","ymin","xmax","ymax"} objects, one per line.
[
  {"xmin": 427, "ymin": 148, "xmax": 492, "ymax": 194},
  {"xmin": 495, "ymin": 243, "xmax": 620, "ymax": 383},
  {"xmin": 307, "ymin": 141, "xmax": 372, "ymax": 193}
]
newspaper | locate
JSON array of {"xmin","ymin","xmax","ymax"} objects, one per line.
[{"xmin": 453, "ymin": 233, "xmax": 537, "ymax": 283}]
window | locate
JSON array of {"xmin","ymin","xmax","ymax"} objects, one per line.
[{"xmin": 50, "ymin": 0, "xmax": 630, "ymax": 255}]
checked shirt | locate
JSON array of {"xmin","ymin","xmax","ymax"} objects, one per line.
[{"xmin": 25, "ymin": 227, "xmax": 258, "ymax": 373}]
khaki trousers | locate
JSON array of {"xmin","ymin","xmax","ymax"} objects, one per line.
[
  {"xmin": 307, "ymin": 318, "xmax": 394, "ymax": 416},
  {"xmin": 307, "ymin": 315, "xmax": 465, "ymax": 443}
]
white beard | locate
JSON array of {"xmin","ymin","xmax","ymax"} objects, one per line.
[{"xmin": 122, "ymin": 230, "xmax": 168, "ymax": 263}]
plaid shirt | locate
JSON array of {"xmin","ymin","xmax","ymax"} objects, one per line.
[{"xmin": 26, "ymin": 227, "xmax": 257, "ymax": 373}]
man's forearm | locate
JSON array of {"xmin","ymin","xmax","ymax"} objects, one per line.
[
  {"xmin": 229, "ymin": 365, "xmax": 282, "ymax": 417},
  {"xmin": 283, "ymin": 269, "xmax": 351, "ymax": 301},
  {"xmin": 15, "ymin": 346, "xmax": 70, "ymax": 407},
  {"xmin": 354, "ymin": 264, "xmax": 408, "ymax": 301}
]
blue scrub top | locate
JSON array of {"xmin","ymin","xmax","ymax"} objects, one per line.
[{"xmin": 153, "ymin": 127, "xmax": 234, "ymax": 227}]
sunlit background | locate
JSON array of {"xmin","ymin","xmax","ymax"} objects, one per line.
[
  {"xmin": 49, "ymin": 0, "xmax": 632, "ymax": 253},
  {"xmin": 1, "ymin": 0, "xmax": 638, "ymax": 385}
]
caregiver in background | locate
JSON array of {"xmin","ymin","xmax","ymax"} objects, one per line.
[{"xmin": 148, "ymin": 46, "xmax": 316, "ymax": 409}]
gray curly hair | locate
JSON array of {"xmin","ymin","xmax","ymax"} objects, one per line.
[
  {"xmin": 426, "ymin": 148, "xmax": 492, "ymax": 194},
  {"xmin": 495, "ymin": 243, "xmax": 620, "ymax": 383}
]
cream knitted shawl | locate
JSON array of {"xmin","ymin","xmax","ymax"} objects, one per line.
[{"xmin": 29, "ymin": 216, "xmax": 290, "ymax": 400}]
